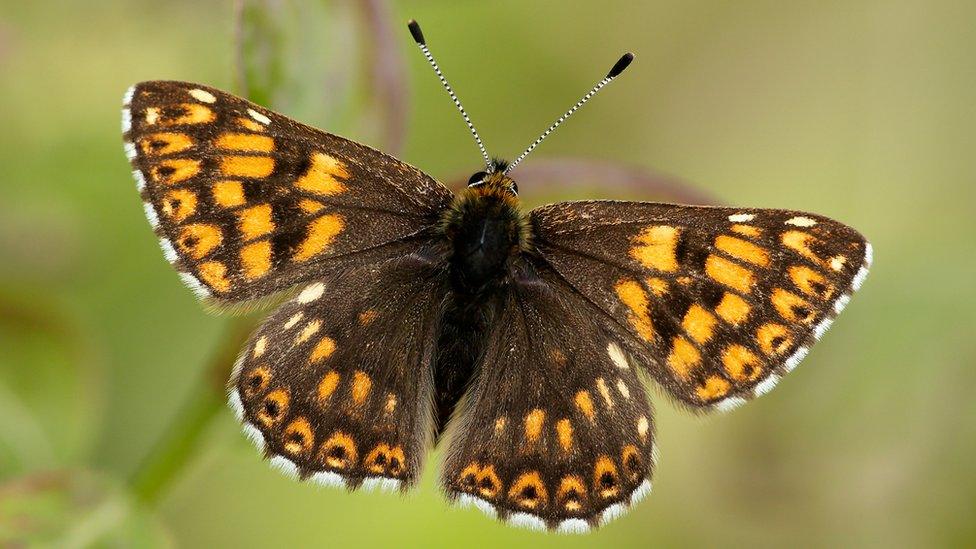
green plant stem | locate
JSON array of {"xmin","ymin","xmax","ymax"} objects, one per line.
[{"xmin": 129, "ymin": 317, "xmax": 255, "ymax": 505}]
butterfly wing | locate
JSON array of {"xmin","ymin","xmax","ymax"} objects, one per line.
[
  {"xmin": 441, "ymin": 261, "xmax": 655, "ymax": 532},
  {"xmin": 229, "ymin": 244, "xmax": 449, "ymax": 489},
  {"xmin": 122, "ymin": 81, "xmax": 453, "ymax": 303},
  {"xmin": 528, "ymin": 201, "xmax": 872, "ymax": 411}
]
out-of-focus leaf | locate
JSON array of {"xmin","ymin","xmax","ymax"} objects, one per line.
[
  {"xmin": 449, "ymin": 157, "xmax": 719, "ymax": 208},
  {"xmin": 0, "ymin": 293, "xmax": 102, "ymax": 475},
  {"xmin": 234, "ymin": 0, "xmax": 409, "ymax": 153},
  {"xmin": 0, "ymin": 470, "xmax": 172, "ymax": 547}
]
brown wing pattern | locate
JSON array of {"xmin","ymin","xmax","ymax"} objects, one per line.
[
  {"xmin": 122, "ymin": 81, "xmax": 453, "ymax": 304},
  {"xmin": 229, "ymin": 247, "xmax": 449, "ymax": 490},
  {"xmin": 529, "ymin": 201, "xmax": 871, "ymax": 412},
  {"xmin": 441, "ymin": 261, "xmax": 656, "ymax": 532}
]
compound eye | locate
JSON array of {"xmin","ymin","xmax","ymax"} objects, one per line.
[{"xmin": 467, "ymin": 171, "xmax": 488, "ymax": 186}]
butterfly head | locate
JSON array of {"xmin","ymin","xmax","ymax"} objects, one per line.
[{"xmin": 468, "ymin": 159, "xmax": 518, "ymax": 198}]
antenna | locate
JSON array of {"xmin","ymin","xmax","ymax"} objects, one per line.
[
  {"xmin": 407, "ymin": 19, "xmax": 493, "ymax": 171},
  {"xmin": 505, "ymin": 52, "xmax": 634, "ymax": 174}
]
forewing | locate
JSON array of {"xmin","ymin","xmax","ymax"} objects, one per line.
[
  {"xmin": 442, "ymin": 262, "xmax": 656, "ymax": 533},
  {"xmin": 529, "ymin": 201, "xmax": 872, "ymax": 412},
  {"xmin": 121, "ymin": 81, "xmax": 453, "ymax": 303},
  {"xmin": 229, "ymin": 246, "xmax": 449, "ymax": 489}
]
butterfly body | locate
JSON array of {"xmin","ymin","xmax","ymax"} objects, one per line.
[{"xmin": 123, "ymin": 80, "xmax": 871, "ymax": 533}]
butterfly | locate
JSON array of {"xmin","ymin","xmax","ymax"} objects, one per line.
[{"xmin": 121, "ymin": 20, "xmax": 871, "ymax": 534}]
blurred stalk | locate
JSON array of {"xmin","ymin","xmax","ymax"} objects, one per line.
[{"xmin": 128, "ymin": 317, "xmax": 254, "ymax": 504}]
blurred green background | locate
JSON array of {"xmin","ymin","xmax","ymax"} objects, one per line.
[{"xmin": 2, "ymin": 1, "xmax": 975, "ymax": 547}]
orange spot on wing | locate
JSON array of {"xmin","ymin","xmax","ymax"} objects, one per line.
[
  {"xmin": 282, "ymin": 417, "xmax": 314, "ymax": 456},
  {"xmin": 295, "ymin": 152, "xmax": 349, "ymax": 195},
  {"xmin": 298, "ymin": 199, "xmax": 325, "ymax": 214},
  {"xmin": 696, "ymin": 375, "xmax": 731, "ymax": 401},
  {"xmin": 615, "ymin": 278, "xmax": 655, "ymax": 342},
  {"xmin": 292, "ymin": 214, "xmax": 344, "ymax": 261},
  {"xmin": 139, "ymin": 132, "xmax": 193, "ymax": 156},
  {"xmin": 236, "ymin": 117, "xmax": 265, "ymax": 132},
  {"xmin": 524, "ymin": 409, "xmax": 545, "ymax": 442},
  {"xmin": 593, "ymin": 455, "xmax": 620, "ymax": 499},
  {"xmin": 508, "ymin": 471, "xmax": 548, "ymax": 510},
  {"xmin": 556, "ymin": 419, "xmax": 573, "ymax": 452},
  {"xmin": 177, "ymin": 223, "xmax": 222, "ymax": 259},
  {"xmin": 317, "ymin": 371, "xmax": 340, "ymax": 402},
  {"xmin": 310, "ymin": 337, "xmax": 336, "ymax": 363},
  {"xmin": 771, "ymin": 288, "xmax": 816, "ymax": 324},
  {"xmin": 715, "ymin": 235, "xmax": 770, "ymax": 266},
  {"xmin": 197, "ymin": 261, "xmax": 230, "ymax": 292},
  {"xmin": 358, "ymin": 310, "xmax": 378, "ymax": 325},
  {"xmin": 645, "ymin": 277, "xmax": 669, "ymax": 296},
  {"xmin": 237, "ymin": 204, "xmax": 275, "ymax": 241},
  {"xmin": 148, "ymin": 103, "xmax": 215, "ymax": 126},
  {"xmin": 715, "ymin": 292, "xmax": 751, "ymax": 325},
  {"xmin": 782, "ymin": 230, "xmax": 821, "ymax": 263},
  {"xmin": 215, "ymin": 132, "xmax": 274, "ymax": 152},
  {"xmin": 220, "ymin": 155, "xmax": 275, "ymax": 178},
  {"xmin": 575, "ymin": 391, "xmax": 595, "ymax": 421},
  {"xmin": 557, "ymin": 475, "xmax": 588, "ymax": 511},
  {"xmin": 722, "ymin": 345, "xmax": 762, "ymax": 382},
  {"xmin": 682, "ymin": 304, "xmax": 718, "ymax": 344},
  {"xmin": 630, "ymin": 225, "xmax": 680, "ymax": 272},
  {"xmin": 666, "ymin": 336, "xmax": 700, "ymax": 379},
  {"xmin": 705, "ymin": 254, "xmax": 755, "ymax": 293},
  {"xmin": 212, "ymin": 180, "xmax": 245, "ymax": 207},
  {"xmin": 351, "ymin": 370, "xmax": 372, "ymax": 405},
  {"xmin": 789, "ymin": 265, "xmax": 834, "ymax": 299},
  {"xmin": 241, "ymin": 240, "xmax": 271, "ymax": 280},
  {"xmin": 257, "ymin": 389, "xmax": 289, "ymax": 427},
  {"xmin": 160, "ymin": 188, "xmax": 197, "ymax": 222},
  {"xmin": 321, "ymin": 431, "xmax": 357, "ymax": 469},
  {"xmin": 150, "ymin": 158, "xmax": 201, "ymax": 185},
  {"xmin": 757, "ymin": 323, "xmax": 793, "ymax": 356},
  {"xmin": 730, "ymin": 224, "xmax": 761, "ymax": 237}
]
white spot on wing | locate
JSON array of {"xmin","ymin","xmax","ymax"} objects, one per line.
[
  {"xmin": 783, "ymin": 346, "xmax": 809, "ymax": 372},
  {"xmin": 269, "ymin": 456, "xmax": 299, "ymax": 479},
  {"xmin": 133, "ymin": 170, "xmax": 146, "ymax": 192},
  {"xmin": 253, "ymin": 336, "xmax": 267, "ymax": 358},
  {"xmin": 242, "ymin": 423, "xmax": 265, "ymax": 453},
  {"xmin": 785, "ymin": 216, "xmax": 817, "ymax": 227},
  {"xmin": 814, "ymin": 317, "xmax": 834, "ymax": 340},
  {"xmin": 297, "ymin": 282, "xmax": 325, "ymax": 303},
  {"xmin": 607, "ymin": 342, "xmax": 629, "ymax": 369},
  {"xmin": 852, "ymin": 265, "xmax": 869, "ymax": 291},
  {"xmin": 188, "ymin": 88, "xmax": 217, "ymax": 103},
  {"xmin": 456, "ymin": 494, "xmax": 497, "ymax": 518},
  {"xmin": 143, "ymin": 202, "xmax": 158, "ymax": 228},
  {"xmin": 283, "ymin": 312, "xmax": 304, "ymax": 329},
  {"xmin": 248, "ymin": 108, "xmax": 271, "ymax": 125},
  {"xmin": 159, "ymin": 238, "xmax": 177, "ymax": 263},
  {"xmin": 310, "ymin": 471, "xmax": 347, "ymax": 489},
  {"xmin": 630, "ymin": 479, "xmax": 653, "ymax": 505},
  {"xmin": 121, "ymin": 108, "xmax": 131, "ymax": 132},
  {"xmin": 123, "ymin": 85, "xmax": 135, "ymax": 106},
  {"xmin": 753, "ymin": 374, "xmax": 780, "ymax": 397},
  {"xmin": 508, "ymin": 512, "xmax": 546, "ymax": 531},
  {"xmin": 178, "ymin": 272, "xmax": 211, "ymax": 299},
  {"xmin": 227, "ymin": 390, "xmax": 244, "ymax": 421},
  {"xmin": 728, "ymin": 213, "xmax": 754, "ymax": 222},
  {"xmin": 556, "ymin": 518, "xmax": 590, "ymax": 534},
  {"xmin": 833, "ymin": 293, "xmax": 851, "ymax": 314},
  {"xmin": 361, "ymin": 476, "xmax": 401, "ymax": 493},
  {"xmin": 123, "ymin": 141, "xmax": 137, "ymax": 160},
  {"xmin": 599, "ymin": 503, "xmax": 627, "ymax": 525},
  {"xmin": 714, "ymin": 396, "xmax": 747, "ymax": 413},
  {"xmin": 864, "ymin": 242, "xmax": 874, "ymax": 266},
  {"xmin": 616, "ymin": 378, "xmax": 631, "ymax": 399}
]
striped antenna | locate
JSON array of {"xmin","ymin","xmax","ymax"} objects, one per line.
[
  {"xmin": 505, "ymin": 53, "xmax": 634, "ymax": 175},
  {"xmin": 408, "ymin": 19, "xmax": 493, "ymax": 171}
]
